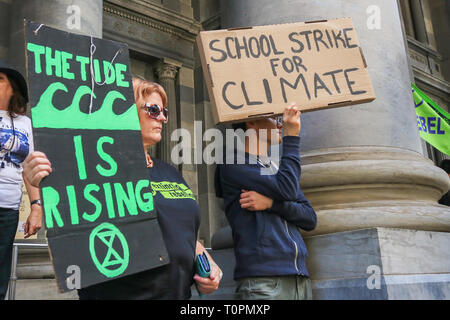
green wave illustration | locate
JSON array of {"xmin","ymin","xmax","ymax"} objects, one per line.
[{"xmin": 31, "ymin": 82, "xmax": 140, "ymax": 130}]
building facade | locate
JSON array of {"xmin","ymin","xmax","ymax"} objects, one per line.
[{"xmin": 0, "ymin": 0, "xmax": 449, "ymax": 299}]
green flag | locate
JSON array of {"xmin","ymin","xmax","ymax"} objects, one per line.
[{"xmin": 412, "ymin": 83, "xmax": 450, "ymax": 156}]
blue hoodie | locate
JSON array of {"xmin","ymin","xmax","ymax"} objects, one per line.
[{"xmin": 216, "ymin": 136, "xmax": 317, "ymax": 280}]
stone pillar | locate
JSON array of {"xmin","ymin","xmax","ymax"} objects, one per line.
[
  {"xmin": 219, "ymin": 0, "xmax": 450, "ymax": 299},
  {"xmin": 155, "ymin": 58, "xmax": 182, "ymax": 164},
  {"xmin": 8, "ymin": 0, "xmax": 103, "ymax": 75},
  {"xmin": 6, "ymin": 0, "xmax": 103, "ymax": 239},
  {"xmin": 5, "ymin": 0, "xmax": 102, "ymax": 300},
  {"xmin": 428, "ymin": 0, "xmax": 450, "ymax": 80},
  {"xmin": 0, "ymin": 0, "xmax": 12, "ymax": 60},
  {"xmin": 399, "ymin": 0, "xmax": 416, "ymax": 38},
  {"xmin": 410, "ymin": 0, "xmax": 429, "ymax": 44},
  {"xmin": 221, "ymin": 0, "xmax": 450, "ymax": 236}
]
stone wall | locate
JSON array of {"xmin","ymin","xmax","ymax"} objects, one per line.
[{"xmin": 0, "ymin": 0, "xmax": 11, "ymax": 60}]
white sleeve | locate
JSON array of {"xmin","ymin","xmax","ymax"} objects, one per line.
[{"xmin": 26, "ymin": 116, "xmax": 34, "ymax": 154}]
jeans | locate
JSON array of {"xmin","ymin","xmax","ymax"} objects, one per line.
[
  {"xmin": 0, "ymin": 207, "xmax": 19, "ymax": 300},
  {"xmin": 235, "ymin": 275, "xmax": 313, "ymax": 300}
]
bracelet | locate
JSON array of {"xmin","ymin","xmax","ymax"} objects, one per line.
[{"xmin": 30, "ymin": 199, "xmax": 41, "ymax": 206}]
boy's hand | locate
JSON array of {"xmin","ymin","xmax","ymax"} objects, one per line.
[
  {"xmin": 282, "ymin": 103, "xmax": 301, "ymax": 136},
  {"xmin": 240, "ymin": 190, "xmax": 273, "ymax": 211}
]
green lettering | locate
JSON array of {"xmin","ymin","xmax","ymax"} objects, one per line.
[
  {"xmin": 42, "ymin": 187, "xmax": 64, "ymax": 229},
  {"xmin": 103, "ymin": 183, "xmax": 115, "ymax": 219},
  {"xmin": 45, "ymin": 47, "xmax": 62, "ymax": 77},
  {"xmin": 82, "ymin": 184, "xmax": 102, "ymax": 222},
  {"xmin": 26, "ymin": 43, "xmax": 45, "ymax": 74},
  {"xmin": 61, "ymin": 51, "xmax": 75, "ymax": 80},
  {"xmin": 93, "ymin": 59, "xmax": 102, "ymax": 83},
  {"xmin": 66, "ymin": 185, "xmax": 79, "ymax": 225},
  {"xmin": 73, "ymin": 135, "xmax": 87, "ymax": 180},
  {"xmin": 135, "ymin": 180, "xmax": 154, "ymax": 212},
  {"xmin": 150, "ymin": 181, "xmax": 195, "ymax": 200},
  {"xmin": 115, "ymin": 63, "xmax": 129, "ymax": 87},
  {"xmin": 114, "ymin": 182, "xmax": 138, "ymax": 217},
  {"xmin": 76, "ymin": 56, "xmax": 90, "ymax": 81},
  {"xmin": 96, "ymin": 136, "xmax": 118, "ymax": 177},
  {"xmin": 103, "ymin": 61, "xmax": 116, "ymax": 85}
]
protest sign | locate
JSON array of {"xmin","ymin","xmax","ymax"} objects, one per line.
[
  {"xmin": 412, "ymin": 83, "xmax": 450, "ymax": 155},
  {"xmin": 197, "ymin": 18, "xmax": 376, "ymax": 124},
  {"xmin": 25, "ymin": 21, "xmax": 169, "ymax": 292}
]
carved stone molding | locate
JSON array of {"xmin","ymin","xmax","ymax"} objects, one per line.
[
  {"xmin": 104, "ymin": 0, "xmax": 200, "ymax": 43},
  {"xmin": 155, "ymin": 61, "xmax": 180, "ymax": 80},
  {"xmin": 103, "ymin": 3, "xmax": 196, "ymax": 67},
  {"xmin": 297, "ymin": 145, "xmax": 450, "ymax": 236}
]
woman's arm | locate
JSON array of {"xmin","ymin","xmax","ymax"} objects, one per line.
[
  {"xmin": 193, "ymin": 241, "xmax": 223, "ymax": 295},
  {"xmin": 22, "ymin": 173, "xmax": 42, "ymax": 238}
]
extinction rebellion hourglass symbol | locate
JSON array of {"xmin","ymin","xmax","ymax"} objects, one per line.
[{"xmin": 89, "ymin": 222, "xmax": 130, "ymax": 278}]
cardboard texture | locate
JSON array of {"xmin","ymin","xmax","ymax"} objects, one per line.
[
  {"xmin": 25, "ymin": 21, "xmax": 169, "ymax": 292},
  {"xmin": 197, "ymin": 18, "xmax": 376, "ymax": 124}
]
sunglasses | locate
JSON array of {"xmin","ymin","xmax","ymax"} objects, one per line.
[{"xmin": 143, "ymin": 103, "xmax": 168, "ymax": 122}]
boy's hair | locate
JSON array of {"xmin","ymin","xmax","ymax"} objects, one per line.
[{"xmin": 231, "ymin": 122, "xmax": 247, "ymax": 131}]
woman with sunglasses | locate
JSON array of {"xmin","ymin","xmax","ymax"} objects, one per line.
[
  {"xmin": 0, "ymin": 60, "xmax": 42, "ymax": 299},
  {"xmin": 23, "ymin": 77, "xmax": 222, "ymax": 300}
]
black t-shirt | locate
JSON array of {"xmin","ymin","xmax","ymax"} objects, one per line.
[{"xmin": 78, "ymin": 159, "xmax": 200, "ymax": 300}]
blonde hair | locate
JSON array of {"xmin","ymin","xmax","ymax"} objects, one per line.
[{"xmin": 132, "ymin": 76, "xmax": 167, "ymax": 107}]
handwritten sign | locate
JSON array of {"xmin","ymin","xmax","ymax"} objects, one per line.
[
  {"xmin": 197, "ymin": 18, "xmax": 376, "ymax": 124},
  {"xmin": 25, "ymin": 21, "xmax": 169, "ymax": 292}
]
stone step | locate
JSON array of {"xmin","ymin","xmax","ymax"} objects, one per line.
[{"xmin": 9, "ymin": 279, "xmax": 78, "ymax": 300}]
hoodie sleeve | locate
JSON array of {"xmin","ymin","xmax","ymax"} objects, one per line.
[
  {"xmin": 269, "ymin": 195, "xmax": 317, "ymax": 231},
  {"xmin": 220, "ymin": 136, "xmax": 302, "ymax": 201}
]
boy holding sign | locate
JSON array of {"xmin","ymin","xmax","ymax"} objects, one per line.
[{"xmin": 215, "ymin": 103, "xmax": 317, "ymax": 300}]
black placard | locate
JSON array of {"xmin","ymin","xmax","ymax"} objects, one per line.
[{"xmin": 25, "ymin": 21, "xmax": 169, "ymax": 292}]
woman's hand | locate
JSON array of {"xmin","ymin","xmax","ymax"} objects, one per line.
[
  {"xmin": 282, "ymin": 102, "xmax": 301, "ymax": 136},
  {"xmin": 23, "ymin": 151, "xmax": 52, "ymax": 187},
  {"xmin": 194, "ymin": 243, "xmax": 222, "ymax": 295},
  {"xmin": 23, "ymin": 206, "xmax": 42, "ymax": 238},
  {"xmin": 240, "ymin": 189, "xmax": 273, "ymax": 211},
  {"xmin": 194, "ymin": 262, "xmax": 223, "ymax": 295}
]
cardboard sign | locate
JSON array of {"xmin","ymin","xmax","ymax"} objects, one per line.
[
  {"xmin": 197, "ymin": 18, "xmax": 376, "ymax": 124},
  {"xmin": 25, "ymin": 21, "xmax": 169, "ymax": 292}
]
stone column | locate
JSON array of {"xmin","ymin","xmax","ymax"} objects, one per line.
[
  {"xmin": 8, "ymin": 0, "xmax": 103, "ymax": 75},
  {"xmin": 0, "ymin": 0, "xmax": 12, "ymax": 60},
  {"xmin": 399, "ymin": 0, "xmax": 416, "ymax": 38},
  {"xmin": 5, "ymin": 0, "xmax": 102, "ymax": 300},
  {"xmin": 155, "ymin": 58, "xmax": 182, "ymax": 164},
  {"xmin": 410, "ymin": 0, "xmax": 429, "ymax": 43},
  {"xmin": 219, "ymin": 0, "xmax": 450, "ymax": 299},
  {"xmin": 221, "ymin": 0, "xmax": 450, "ymax": 236},
  {"xmin": 7, "ymin": 0, "xmax": 103, "ymax": 239}
]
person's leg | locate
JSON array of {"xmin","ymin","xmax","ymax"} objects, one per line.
[
  {"xmin": 0, "ymin": 208, "xmax": 19, "ymax": 300},
  {"xmin": 296, "ymin": 275, "xmax": 313, "ymax": 300},
  {"xmin": 236, "ymin": 277, "xmax": 282, "ymax": 300},
  {"xmin": 235, "ymin": 276, "xmax": 297, "ymax": 300}
]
